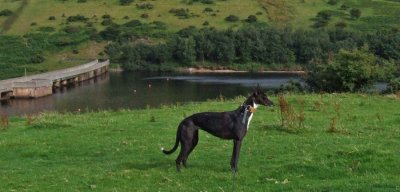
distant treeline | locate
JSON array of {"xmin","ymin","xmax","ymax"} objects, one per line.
[
  {"xmin": 1, "ymin": 19, "xmax": 399, "ymax": 80},
  {"xmin": 104, "ymin": 24, "xmax": 400, "ymax": 72}
]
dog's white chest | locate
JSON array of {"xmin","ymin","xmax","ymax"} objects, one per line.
[{"xmin": 246, "ymin": 113, "xmax": 253, "ymax": 130}]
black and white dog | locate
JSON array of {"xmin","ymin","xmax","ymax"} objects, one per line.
[{"xmin": 162, "ymin": 86, "xmax": 274, "ymax": 172}]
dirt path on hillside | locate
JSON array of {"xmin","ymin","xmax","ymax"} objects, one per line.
[{"xmin": 0, "ymin": 0, "xmax": 28, "ymax": 34}]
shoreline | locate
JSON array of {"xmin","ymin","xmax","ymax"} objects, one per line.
[{"xmin": 177, "ymin": 67, "xmax": 306, "ymax": 74}]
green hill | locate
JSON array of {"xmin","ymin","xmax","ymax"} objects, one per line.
[
  {"xmin": 1, "ymin": 0, "xmax": 399, "ymax": 35},
  {"xmin": 0, "ymin": 0, "xmax": 399, "ymax": 79}
]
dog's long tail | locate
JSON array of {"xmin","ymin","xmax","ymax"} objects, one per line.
[{"xmin": 161, "ymin": 129, "xmax": 180, "ymax": 155}]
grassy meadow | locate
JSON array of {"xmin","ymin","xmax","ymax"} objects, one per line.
[{"xmin": 1, "ymin": 94, "xmax": 399, "ymax": 191}]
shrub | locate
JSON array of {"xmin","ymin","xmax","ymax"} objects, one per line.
[
  {"xmin": 340, "ymin": 4, "xmax": 349, "ymax": 10},
  {"xmin": 245, "ymin": 15, "xmax": 257, "ymax": 23},
  {"xmin": 48, "ymin": 16, "xmax": 56, "ymax": 20},
  {"xmin": 67, "ymin": 14, "xmax": 88, "ymax": 22},
  {"xmin": 279, "ymin": 80, "xmax": 304, "ymax": 93},
  {"xmin": 201, "ymin": 0, "xmax": 214, "ymax": 4},
  {"xmin": 386, "ymin": 77, "xmax": 400, "ymax": 93},
  {"xmin": 38, "ymin": 26, "xmax": 55, "ymax": 32},
  {"xmin": 141, "ymin": 13, "xmax": 149, "ymax": 19},
  {"xmin": 30, "ymin": 22, "xmax": 37, "ymax": 26},
  {"xmin": 0, "ymin": 9, "xmax": 13, "ymax": 16},
  {"xmin": 202, "ymin": 21, "xmax": 209, "ymax": 26},
  {"xmin": 30, "ymin": 54, "xmax": 45, "ymax": 63},
  {"xmin": 77, "ymin": 0, "xmax": 87, "ymax": 3},
  {"xmin": 123, "ymin": 19, "xmax": 141, "ymax": 27},
  {"xmin": 102, "ymin": 14, "xmax": 111, "ymax": 19},
  {"xmin": 313, "ymin": 10, "xmax": 333, "ymax": 28},
  {"xmin": 120, "ymin": 0, "xmax": 134, "ymax": 6},
  {"xmin": 136, "ymin": 3, "xmax": 154, "ymax": 9},
  {"xmin": 327, "ymin": 0, "xmax": 339, "ymax": 5},
  {"xmin": 350, "ymin": 8, "xmax": 362, "ymax": 19},
  {"xmin": 64, "ymin": 26, "xmax": 81, "ymax": 33},
  {"xmin": 169, "ymin": 8, "xmax": 190, "ymax": 19},
  {"xmin": 225, "ymin": 14, "xmax": 239, "ymax": 22},
  {"xmin": 316, "ymin": 10, "xmax": 333, "ymax": 20},
  {"xmin": 203, "ymin": 7, "xmax": 213, "ymax": 13},
  {"xmin": 306, "ymin": 47, "xmax": 387, "ymax": 92},
  {"xmin": 101, "ymin": 18, "xmax": 113, "ymax": 26},
  {"xmin": 335, "ymin": 21, "xmax": 347, "ymax": 28}
]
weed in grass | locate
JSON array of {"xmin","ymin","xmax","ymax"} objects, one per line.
[
  {"xmin": 26, "ymin": 114, "xmax": 34, "ymax": 125},
  {"xmin": 297, "ymin": 99, "xmax": 305, "ymax": 129},
  {"xmin": 333, "ymin": 101, "xmax": 341, "ymax": 115},
  {"xmin": 312, "ymin": 94, "xmax": 325, "ymax": 112},
  {"xmin": 218, "ymin": 93, "xmax": 225, "ymax": 102},
  {"xmin": 278, "ymin": 94, "xmax": 305, "ymax": 132},
  {"xmin": 150, "ymin": 115, "xmax": 156, "ymax": 122},
  {"xmin": 0, "ymin": 111, "xmax": 9, "ymax": 129},
  {"xmin": 375, "ymin": 113, "xmax": 384, "ymax": 123},
  {"xmin": 328, "ymin": 116, "xmax": 339, "ymax": 133}
]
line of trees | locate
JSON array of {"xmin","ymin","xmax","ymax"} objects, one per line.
[{"xmin": 106, "ymin": 25, "xmax": 400, "ymax": 72}]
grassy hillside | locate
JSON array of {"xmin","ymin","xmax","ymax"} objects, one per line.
[
  {"xmin": 1, "ymin": 0, "xmax": 399, "ymax": 35},
  {"xmin": 0, "ymin": 0, "xmax": 399, "ymax": 79},
  {"xmin": 1, "ymin": 0, "xmax": 267, "ymax": 35},
  {"xmin": 1, "ymin": 94, "xmax": 400, "ymax": 191},
  {"xmin": 259, "ymin": 0, "xmax": 400, "ymax": 31}
]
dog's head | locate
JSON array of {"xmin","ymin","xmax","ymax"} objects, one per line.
[{"xmin": 252, "ymin": 85, "xmax": 274, "ymax": 107}]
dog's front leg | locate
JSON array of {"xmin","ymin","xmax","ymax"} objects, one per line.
[{"xmin": 230, "ymin": 140, "xmax": 242, "ymax": 173}]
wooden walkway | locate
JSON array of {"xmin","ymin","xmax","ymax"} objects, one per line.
[{"xmin": 0, "ymin": 59, "xmax": 109, "ymax": 99}]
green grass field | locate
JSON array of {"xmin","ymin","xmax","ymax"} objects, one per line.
[{"xmin": 1, "ymin": 94, "xmax": 399, "ymax": 191}]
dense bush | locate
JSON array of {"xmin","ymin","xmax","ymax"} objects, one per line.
[
  {"xmin": 48, "ymin": 16, "xmax": 56, "ymax": 20},
  {"xmin": 327, "ymin": 0, "xmax": 339, "ymax": 5},
  {"xmin": 120, "ymin": 0, "xmax": 134, "ymax": 6},
  {"xmin": 169, "ymin": 8, "xmax": 191, "ymax": 19},
  {"xmin": 203, "ymin": 7, "xmax": 213, "ymax": 13},
  {"xmin": 386, "ymin": 77, "xmax": 400, "ymax": 93},
  {"xmin": 225, "ymin": 15, "xmax": 239, "ymax": 22},
  {"xmin": 306, "ymin": 47, "xmax": 390, "ymax": 92},
  {"xmin": 245, "ymin": 15, "xmax": 257, "ymax": 23},
  {"xmin": 0, "ymin": 9, "xmax": 13, "ymax": 16},
  {"xmin": 30, "ymin": 54, "xmax": 45, "ymax": 63},
  {"xmin": 350, "ymin": 8, "xmax": 361, "ymax": 19},
  {"xmin": 101, "ymin": 18, "xmax": 113, "ymax": 26},
  {"xmin": 368, "ymin": 30, "xmax": 400, "ymax": 61},
  {"xmin": 67, "ymin": 14, "xmax": 88, "ymax": 22},
  {"xmin": 313, "ymin": 10, "xmax": 333, "ymax": 28},
  {"xmin": 102, "ymin": 14, "xmax": 111, "ymax": 19},
  {"xmin": 136, "ymin": 3, "xmax": 154, "ymax": 9}
]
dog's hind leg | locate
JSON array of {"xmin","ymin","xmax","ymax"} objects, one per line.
[
  {"xmin": 183, "ymin": 130, "xmax": 199, "ymax": 168},
  {"xmin": 176, "ymin": 139, "xmax": 191, "ymax": 171}
]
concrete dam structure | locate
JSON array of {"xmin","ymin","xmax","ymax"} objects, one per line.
[{"xmin": 0, "ymin": 59, "xmax": 109, "ymax": 100}]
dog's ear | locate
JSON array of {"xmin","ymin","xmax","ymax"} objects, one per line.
[{"xmin": 254, "ymin": 84, "xmax": 262, "ymax": 95}]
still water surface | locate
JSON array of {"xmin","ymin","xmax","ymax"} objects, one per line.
[{"xmin": 1, "ymin": 71, "xmax": 302, "ymax": 116}]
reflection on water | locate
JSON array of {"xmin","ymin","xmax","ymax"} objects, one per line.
[{"xmin": 1, "ymin": 71, "xmax": 302, "ymax": 116}]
